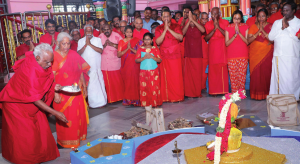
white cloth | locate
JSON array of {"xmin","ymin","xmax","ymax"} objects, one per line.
[
  {"xmin": 269, "ymin": 17, "xmax": 300, "ymax": 100},
  {"xmin": 156, "ymin": 20, "xmax": 163, "ymax": 25},
  {"xmin": 78, "ymin": 36, "xmax": 107, "ymax": 108}
]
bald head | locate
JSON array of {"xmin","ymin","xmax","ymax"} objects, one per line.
[
  {"xmin": 211, "ymin": 7, "xmax": 220, "ymax": 21},
  {"xmin": 212, "ymin": 7, "xmax": 219, "ymax": 14},
  {"xmin": 120, "ymin": 20, "xmax": 127, "ymax": 34},
  {"xmin": 135, "ymin": 18, "xmax": 143, "ymax": 31}
]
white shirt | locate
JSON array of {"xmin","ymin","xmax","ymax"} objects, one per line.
[
  {"xmin": 156, "ymin": 20, "xmax": 163, "ymax": 25},
  {"xmin": 269, "ymin": 17, "xmax": 300, "ymax": 57},
  {"xmin": 78, "ymin": 36, "xmax": 103, "ymax": 71},
  {"xmin": 77, "ymin": 36, "xmax": 107, "ymax": 108}
]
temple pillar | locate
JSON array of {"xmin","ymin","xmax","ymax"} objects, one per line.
[
  {"xmin": 198, "ymin": 0, "xmax": 209, "ymax": 13},
  {"xmin": 240, "ymin": 0, "xmax": 251, "ymax": 17},
  {"xmin": 120, "ymin": 0, "xmax": 128, "ymax": 21},
  {"xmin": 221, "ymin": 0, "xmax": 238, "ymax": 18},
  {"xmin": 210, "ymin": 0, "xmax": 220, "ymax": 9},
  {"xmin": 93, "ymin": 0, "xmax": 105, "ymax": 19}
]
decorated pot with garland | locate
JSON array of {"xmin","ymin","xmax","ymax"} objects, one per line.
[{"xmin": 206, "ymin": 89, "xmax": 246, "ymax": 163}]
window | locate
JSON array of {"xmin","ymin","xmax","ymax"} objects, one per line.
[{"xmin": 53, "ymin": 5, "xmax": 64, "ymax": 13}]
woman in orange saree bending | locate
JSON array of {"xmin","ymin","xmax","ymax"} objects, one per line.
[
  {"xmin": 248, "ymin": 9, "xmax": 273, "ymax": 100},
  {"xmin": 52, "ymin": 32, "xmax": 90, "ymax": 148},
  {"xmin": 117, "ymin": 25, "xmax": 141, "ymax": 106}
]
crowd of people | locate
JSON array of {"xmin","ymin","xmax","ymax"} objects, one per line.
[{"xmin": 1, "ymin": 0, "xmax": 300, "ymax": 163}]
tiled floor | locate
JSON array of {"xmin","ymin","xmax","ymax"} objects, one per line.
[{"xmin": 0, "ymin": 90, "xmax": 300, "ymax": 164}]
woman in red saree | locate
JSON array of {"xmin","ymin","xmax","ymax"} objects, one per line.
[
  {"xmin": 52, "ymin": 32, "xmax": 90, "ymax": 148},
  {"xmin": 117, "ymin": 25, "xmax": 141, "ymax": 106},
  {"xmin": 225, "ymin": 10, "xmax": 249, "ymax": 93},
  {"xmin": 135, "ymin": 33, "xmax": 162, "ymax": 107},
  {"xmin": 248, "ymin": 9, "xmax": 273, "ymax": 100}
]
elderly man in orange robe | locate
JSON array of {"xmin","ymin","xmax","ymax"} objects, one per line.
[
  {"xmin": 0, "ymin": 43, "xmax": 68, "ymax": 164},
  {"xmin": 205, "ymin": 7, "xmax": 229, "ymax": 95},
  {"xmin": 155, "ymin": 9, "xmax": 184, "ymax": 102}
]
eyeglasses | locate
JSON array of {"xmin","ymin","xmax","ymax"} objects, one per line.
[
  {"xmin": 271, "ymin": 7, "xmax": 278, "ymax": 10},
  {"xmin": 120, "ymin": 26, "xmax": 126, "ymax": 28}
]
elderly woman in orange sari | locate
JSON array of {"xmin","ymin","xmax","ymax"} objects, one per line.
[
  {"xmin": 117, "ymin": 25, "xmax": 141, "ymax": 106},
  {"xmin": 52, "ymin": 32, "xmax": 90, "ymax": 148},
  {"xmin": 247, "ymin": 8, "xmax": 273, "ymax": 100}
]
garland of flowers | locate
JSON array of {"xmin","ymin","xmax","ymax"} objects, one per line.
[{"xmin": 207, "ymin": 89, "xmax": 246, "ymax": 164}]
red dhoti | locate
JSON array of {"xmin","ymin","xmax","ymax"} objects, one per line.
[
  {"xmin": 180, "ymin": 39, "xmax": 185, "ymax": 72},
  {"xmin": 184, "ymin": 57, "xmax": 203, "ymax": 97},
  {"xmin": 202, "ymin": 58, "xmax": 208, "ymax": 89},
  {"xmin": 160, "ymin": 58, "xmax": 184, "ymax": 102},
  {"xmin": 205, "ymin": 19, "xmax": 229, "ymax": 95},
  {"xmin": 2, "ymin": 103, "xmax": 60, "ymax": 164},
  {"xmin": 102, "ymin": 70, "xmax": 124, "ymax": 103},
  {"xmin": 208, "ymin": 64, "xmax": 229, "ymax": 95}
]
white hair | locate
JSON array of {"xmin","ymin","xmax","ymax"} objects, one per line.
[
  {"xmin": 70, "ymin": 29, "xmax": 80, "ymax": 35},
  {"xmin": 84, "ymin": 24, "xmax": 93, "ymax": 31},
  {"xmin": 269, "ymin": 2, "xmax": 279, "ymax": 8},
  {"xmin": 55, "ymin": 32, "xmax": 72, "ymax": 50},
  {"xmin": 33, "ymin": 43, "xmax": 53, "ymax": 57}
]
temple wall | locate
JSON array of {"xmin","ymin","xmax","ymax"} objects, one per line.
[{"xmin": 8, "ymin": 0, "xmax": 52, "ymax": 13}]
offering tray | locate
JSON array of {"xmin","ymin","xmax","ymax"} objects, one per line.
[{"xmin": 61, "ymin": 84, "xmax": 81, "ymax": 93}]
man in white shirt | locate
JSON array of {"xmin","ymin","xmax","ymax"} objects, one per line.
[
  {"xmin": 77, "ymin": 24, "xmax": 107, "ymax": 107},
  {"xmin": 269, "ymin": 1, "xmax": 300, "ymax": 100}
]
